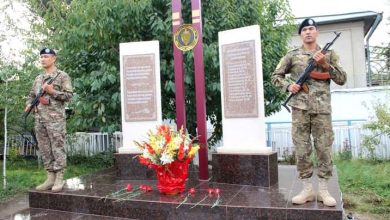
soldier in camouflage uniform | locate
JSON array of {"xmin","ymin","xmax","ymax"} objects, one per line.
[
  {"xmin": 25, "ymin": 48, "xmax": 73, "ymax": 192},
  {"xmin": 272, "ymin": 18, "xmax": 347, "ymax": 206}
]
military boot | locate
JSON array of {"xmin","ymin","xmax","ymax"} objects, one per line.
[
  {"xmin": 35, "ymin": 171, "xmax": 56, "ymax": 191},
  {"xmin": 51, "ymin": 170, "xmax": 65, "ymax": 193},
  {"xmin": 292, "ymin": 178, "xmax": 315, "ymax": 204},
  {"xmin": 318, "ymin": 178, "xmax": 336, "ymax": 207}
]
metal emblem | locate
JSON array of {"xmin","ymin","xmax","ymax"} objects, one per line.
[
  {"xmin": 308, "ymin": 19, "xmax": 314, "ymax": 25},
  {"xmin": 174, "ymin": 24, "xmax": 199, "ymax": 51},
  {"xmin": 45, "ymin": 48, "xmax": 51, "ymax": 53}
]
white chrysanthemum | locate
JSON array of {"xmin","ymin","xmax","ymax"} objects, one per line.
[
  {"xmin": 160, "ymin": 152, "xmax": 174, "ymax": 165},
  {"xmin": 159, "ymin": 138, "xmax": 165, "ymax": 148},
  {"xmin": 142, "ymin": 148, "xmax": 150, "ymax": 157},
  {"xmin": 173, "ymin": 136, "xmax": 182, "ymax": 146},
  {"xmin": 183, "ymin": 138, "xmax": 190, "ymax": 151},
  {"xmin": 142, "ymin": 149, "xmax": 154, "ymax": 162}
]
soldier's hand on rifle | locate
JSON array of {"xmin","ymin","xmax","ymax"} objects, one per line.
[
  {"xmin": 42, "ymin": 83, "xmax": 56, "ymax": 95},
  {"xmin": 287, "ymin": 83, "xmax": 301, "ymax": 94},
  {"xmin": 24, "ymin": 104, "xmax": 37, "ymax": 113},
  {"xmin": 313, "ymin": 51, "xmax": 330, "ymax": 70}
]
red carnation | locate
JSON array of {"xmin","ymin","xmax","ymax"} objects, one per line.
[
  {"xmin": 178, "ymin": 143, "xmax": 185, "ymax": 160},
  {"xmin": 126, "ymin": 184, "xmax": 133, "ymax": 192},
  {"xmin": 145, "ymin": 143, "xmax": 155, "ymax": 154},
  {"xmin": 138, "ymin": 156, "xmax": 151, "ymax": 166}
]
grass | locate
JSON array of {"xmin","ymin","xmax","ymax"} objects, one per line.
[
  {"xmin": 334, "ymin": 159, "xmax": 390, "ymax": 220},
  {"xmin": 0, "ymin": 151, "xmax": 113, "ymax": 202}
]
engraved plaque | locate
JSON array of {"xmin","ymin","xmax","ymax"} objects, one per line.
[
  {"xmin": 123, "ymin": 54, "xmax": 157, "ymax": 121},
  {"xmin": 222, "ymin": 40, "xmax": 258, "ymax": 118}
]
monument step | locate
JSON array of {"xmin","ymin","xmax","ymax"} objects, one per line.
[
  {"xmin": 26, "ymin": 166, "xmax": 343, "ymax": 220},
  {"xmin": 5, "ymin": 208, "xmax": 135, "ymax": 219}
]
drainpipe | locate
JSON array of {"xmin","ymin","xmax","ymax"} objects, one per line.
[{"xmin": 365, "ymin": 12, "xmax": 383, "ymax": 87}]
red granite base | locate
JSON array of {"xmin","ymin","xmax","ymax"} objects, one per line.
[
  {"xmin": 24, "ymin": 166, "xmax": 343, "ymax": 220},
  {"xmin": 212, "ymin": 152, "xmax": 278, "ymax": 187},
  {"xmin": 114, "ymin": 153, "xmax": 156, "ymax": 180}
]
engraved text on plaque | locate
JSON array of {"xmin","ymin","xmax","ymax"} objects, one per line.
[
  {"xmin": 123, "ymin": 54, "xmax": 157, "ymax": 121},
  {"xmin": 222, "ymin": 40, "xmax": 258, "ymax": 118}
]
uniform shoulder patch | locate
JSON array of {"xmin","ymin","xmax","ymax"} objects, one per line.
[
  {"xmin": 288, "ymin": 46, "xmax": 299, "ymax": 52},
  {"xmin": 287, "ymin": 47, "xmax": 300, "ymax": 54},
  {"xmin": 286, "ymin": 47, "xmax": 300, "ymax": 56}
]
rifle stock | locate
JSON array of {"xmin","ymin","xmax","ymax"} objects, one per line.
[{"xmin": 282, "ymin": 32, "xmax": 341, "ymax": 113}]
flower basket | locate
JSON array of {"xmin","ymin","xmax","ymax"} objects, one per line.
[
  {"xmin": 155, "ymin": 159, "xmax": 190, "ymax": 195},
  {"xmin": 134, "ymin": 125, "xmax": 199, "ymax": 195}
]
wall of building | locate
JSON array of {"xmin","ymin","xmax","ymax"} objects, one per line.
[{"xmin": 266, "ymin": 86, "xmax": 390, "ymax": 124}]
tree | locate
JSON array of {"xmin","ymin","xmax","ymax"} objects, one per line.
[
  {"xmin": 22, "ymin": 0, "xmax": 294, "ymax": 145},
  {"xmin": 0, "ymin": 0, "xmax": 41, "ymax": 141},
  {"xmin": 369, "ymin": 45, "xmax": 390, "ymax": 86},
  {"xmin": 0, "ymin": 58, "xmax": 40, "ymax": 135},
  {"xmin": 362, "ymin": 100, "xmax": 390, "ymax": 160}
]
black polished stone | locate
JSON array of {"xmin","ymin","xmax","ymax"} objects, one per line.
[
  {"xmin": 211, "ymin": 152, "xmax": 278, "ymax": 187},
  {"xmin": 4, "ymin": 208, "xmax": 134, "ymax": 220},
  {"xmin": 114, "ymin": 153, "xmax": 156, "ymax": 180},
  {"xmin": 24, "ymin": 165, "xmax": 343, "ymax": 220}
]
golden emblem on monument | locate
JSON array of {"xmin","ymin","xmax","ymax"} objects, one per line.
[{"xmin": 174, "ymin": 24, "xmax": 199, "ymax": 51}]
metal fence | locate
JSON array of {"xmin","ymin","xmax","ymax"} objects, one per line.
[
  {"xmin": 1, "ymin": 125, "xmax": 389, "ymax": 159},
  {"xmin": 268, "ymin": 125, "xmax": 390, "ymax": 160},
  {"xmin": 0, "ymin": 132, "xmax": 122, "ymax": 157},
  {"xmin": 65, "ymin": 132, "xmax": 122, "ymax": 156}
]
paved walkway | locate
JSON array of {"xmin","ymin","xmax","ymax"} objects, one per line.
[{"xmin": 0, "ymin": 193, "xmax": 29, "ymax": 219}]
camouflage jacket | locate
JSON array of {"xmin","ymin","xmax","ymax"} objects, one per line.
[
  {"xmin": 272, "ymin": 45, "xmax": 347, "ymax": 114},
  {"xmin": 26, "ymin": 69, "xmax": 73, "ymax": 123}
]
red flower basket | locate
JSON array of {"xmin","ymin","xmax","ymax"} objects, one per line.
[
  {"xmin": 155, "ymin": 160, "xmax": 190, "ymax": 195},
  {"xmin": 134, "ymin": 125, "xmax": 199, "ymax": 195}
]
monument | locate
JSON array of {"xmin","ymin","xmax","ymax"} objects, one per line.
[
  {"xmin": 23, "ymin": 2, "xmax": 343, "ymax": 219},
  {"xmin": 115, "ymin": 40, "xmax": 162, "ymax": 179},
  {"xmin": 212, "ymin": 25, "xmax": 278, "ymax": 187}
]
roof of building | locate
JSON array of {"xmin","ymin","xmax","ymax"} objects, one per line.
[{"xmin": 296, "ymin": 11, "xmax": 383, "ymax": 37}]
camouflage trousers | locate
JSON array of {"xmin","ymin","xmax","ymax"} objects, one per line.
[
  {"xmin": 292, "ymin": 108, "xmax": 334, "ymax": 179},
  {"xmin": 35, "ymin": 121, "xmax": 67, "ymax": 172}
]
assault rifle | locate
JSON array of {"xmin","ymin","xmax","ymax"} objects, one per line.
[
  {"xmin": 282, "ymin": 31, "xmax": 341, "ymax": 113},
  {"xmin": 23, "ymin": 72, "xmax": 61, "ymax": 119}
]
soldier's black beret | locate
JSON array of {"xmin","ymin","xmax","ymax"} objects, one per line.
[
  {"xmin": 298, "ymin": 18, "xmax": 317, "ymax": 34},
  {"xmin": 40, "ymin": 48, "xmax": 56, "ymax": 56}
]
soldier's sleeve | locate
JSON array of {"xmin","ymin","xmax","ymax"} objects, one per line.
[
  {"xmin": 328, "ymin": 50, "xmax": 347, "ymax": 86},
  {"xmin": 52, "ymin": 73, "xmax": 73, "ymax": 102},
  {"xmin": 271, "ymin": 53, "xmax": 293, "ymax": 92}
]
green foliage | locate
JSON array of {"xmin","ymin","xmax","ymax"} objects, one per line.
[
  {"xmin": 7, "ymin": 147, "xmax": 22, "ymax": 163},
  {"xmin": 362, "ymin": 100, "xmax": 390, "ymax": 160},
  {"xmin": 336, "ymin": 139, "xmax": 352, "ymax": 160},
  {"xmin": 336, "ymin": 159, "xmax": 390, "ymax": 217},
  {"xmin": 0, "ymin": 58, "xmax": 40, "ymax": 138},
  {"xmin": 338, "ymin": 149, "xmax": 352, "ymax": 161},
  {"xmin": 67, "ymin": 150, "xmax": 115, "ymax": 167},
  {"xmin": 0, "ymin": 0, "xmax": 43, "ymax": 136},
  {"xmin": 280, "ymin": 149, "xmax": 296, "ymax": 165},
  {"xmin": 23, "ymin": 0, "xmax": 294, "ymax": 144}
]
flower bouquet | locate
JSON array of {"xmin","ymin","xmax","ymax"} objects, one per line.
[{"xmin": 134, "ymin": 124, "xmax": 199, "ymax": 195}]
